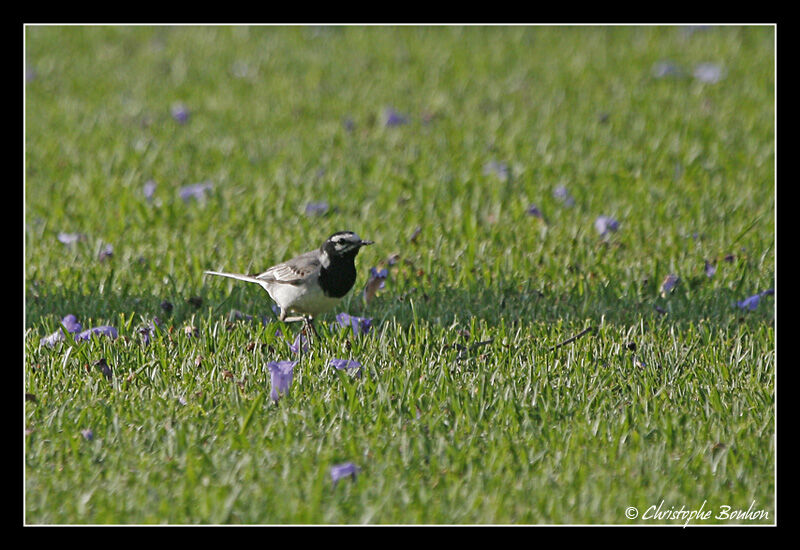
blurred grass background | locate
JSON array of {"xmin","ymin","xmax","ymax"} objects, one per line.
[{"xmin": 25, "ymin": 25, "xmax": 774, "ymax": 524}]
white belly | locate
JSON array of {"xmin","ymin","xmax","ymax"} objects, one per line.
[{"xmin": 264, "ymin": 276, "xmax": 342, "ymax": 316}]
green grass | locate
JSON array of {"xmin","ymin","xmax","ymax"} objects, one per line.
[{"xmin": 24, "ymin": 25, "xmax": 775, "ymax": 524}]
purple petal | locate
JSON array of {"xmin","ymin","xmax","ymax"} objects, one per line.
[
  {"xmin": 268, "ymin": 360, "xmax": 297, "ymax": 402},
  {"xmin": 371, "ymin": 267, "xmax": 389, "ymax": 279},
  {"xmin": 143, "ymin": 180, "xmax": 157, "ymax": 201},
  {"xmin": 737, "ymin": 294, "xmax": 760, "ymax": 311},
  {"xmin": 57, "ymin": 232, "xmax": 85, "ymax": 245},
  {"xmin": 363, "ymin": 268, "xmax": 387, "ymax": 304},
  {"xmin": 289, "ymin": 332, "xmax": 310, "ymax": 354},
  {"xmin": 526, "ymin": 204, "xmax": 543, "ymax": 218},
  {"xmin": 694, "ymin": 63, "xmax": 724, "ymax": 84},
  {"xmin": 335, "ymin": 313, "xmax": 373, "ymax": 336},
  {"xmin": 329, "ymin": 358, "xmax": 363, "ymax": 378},
  {"xmin": 98, "ymin": 244, "xmax": 113, "ymax": 262},
  {"xmin": 40, "ymin": 330, "xmax": 66, "ymax": 348},
  {"xmin": 384, "ymin": 107, "xmax": 408, "ymax": 127},
  {"xmin": 40, "ymin": 315, "xmax": 83, "ymax": 347},
  {"xmin": 737, "ymin": 289, "xmax": 774, "ymax": 311},
  {"xmin": 704, "ymin": 260, "xmax": 716, "ymax": 278},
  {"xmin": 76, "ymin": 326, "xmax": 118, "ymax": 342},
  {"xmin": 138, "ymin": 319, "xmax": 161, "ymax": 345},
  {"xmin": 594, "ymin": 216, "xmax": 620, "ymax": 236},
  {"xmin": 80, "ymin": 429, "xmax": 94, "ymax": 441},
  {"xmin": 553, "ymin": 185, "xmax": 575, "ymax": 207},
  {"xmin": 171, "ymin": 102, "xmax": 190, "ymax": 123},
  {"xmin": 179, "ymin": 181, "xmax": 213, "ymax": 202},
  {"xmin": 139, "ymin": 325, "xmax": 155, "ymax": 345},
  {"xmin": 179, "ymin": 181, "xmax": 214, "ymax": 203},
  {"xmin": 330, "ymin": 462, "xmax": 360, "ymax": 484},
  {"xmin": 304, "ymin": 201, "xmax": 329, "ymax": 217},
  {"xmin": 660, "ymin": 274, "xmax": 680, "ymax": 296},
  {"xmin": 61, "ymin": 314, "xmax": 82, "ymax": 333}
]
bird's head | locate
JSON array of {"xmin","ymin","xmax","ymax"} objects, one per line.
[{"xmin": 321, "ymin": 231, "xmax": 374, "ymax": 258}]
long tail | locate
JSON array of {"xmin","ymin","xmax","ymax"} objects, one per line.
[{"xmin": 204, "ymin": 270, "xmax": 265, "ymax": 285}]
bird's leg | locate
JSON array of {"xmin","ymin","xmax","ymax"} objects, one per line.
[
  {"xmin": 278, "ymin": 309, "xmax": 319, "ymax": 346},
  {"xmin": 304, "ymin": 316, "xmax": 320, "ymax": 341},
  {"xmin": 278, "ymin": 309, "xmax": 309, "ymax": 358}
]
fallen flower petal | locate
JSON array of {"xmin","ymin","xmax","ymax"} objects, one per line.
[
  {"xmin": 364, "ymin": 267, "xmax": 388, "ymax": 304},
  {"xmin": 737, "ymin": 294, "xmax": 761, "ymax": 311},
  {"xmin": 137, "ymin": 317, "xmax": 161, "ymax": 346},
  {"xmin": 179, "ymin": 181, "xmax": 214, "ymax": 203},
  {"xmin": 384, "ymin": 107, "xmax": 408, "ymax": 127},
  {"xmin": 289, "ymin": 332, "xmax": 310, "ymax": 354},
  {"xmin": 98, "ymin": 243, "xmax": 113, "ymax": 262},
  {"xmin": 335, "ymin": 313, "xmax": 373, "ymax": 336},
  {"xmin": 76, "ymin": 326, "xmax": 119, "ymax": 342},
  {"xmin": 526, "ymin": 204, "xmax": 544, "ymax": 218},
  {"xmin": 61, "ymin": 314, "xmax": 82, "ymax": 334},
  {"xmin": 304, "ymin": 201, "xmax": 329, "ymax": 217},
  {"xmin": 330, "ymin": 462, "xmax": 360, "ymax": 484},
  {"xmin": 171, "ymin": 102, "xmax": 190, "ymax": 123},
  {"xmin": 329, "ymin": 358, "xmax": 363, "ymax": 378},
  {"xmin": 57, "ymin": 232, "xmax": 85, "ymax": 245},
  {"xmin": 39, "ymin": 331, "xmax": 65, "ymax": 347},
  {"xmin": 594, "ymin": 216, "xmax": 620, "ymax": 236},
  {"xmin": 40, "ymin": 315, "xmax": 83, "ymax": 347},
  {"xmin": 660, "ymin": 274, "xmax": 680, "ymax": 297},
  {"xmin": 268, "ymin": 360, "xmax": 297, "ymax": 402},
  {"xmin": 553, "ymin": 185, "xmax": 575, "ymax": 207},
  {"xmin": 143, "ymin": 180, "xmax": 157, "ymax": 201},
  {"xmin": 737, "ymin": 289, "xmax": 774, "ymax": 311},
  {"xmin": 693, "ymin": 62, "xmax": 725, "ymax": 84}
]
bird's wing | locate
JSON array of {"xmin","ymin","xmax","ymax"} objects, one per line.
[{"xmin": 256, "ymin": 250, "xmax": 320, "ymax": 285}]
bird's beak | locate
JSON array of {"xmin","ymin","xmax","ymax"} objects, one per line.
[{"xmin": 360, "ymin": 240, "xmax": 375, "ymax": 246}]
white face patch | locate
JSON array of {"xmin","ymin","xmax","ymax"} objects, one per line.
[{"xmin": 330, "ymin": 232, "xmax": 361, "ymax": 253}]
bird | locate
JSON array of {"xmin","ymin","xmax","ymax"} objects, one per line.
[{"xmin": 205, "ymin": 231, "xmax": 374, "ymax": 337}]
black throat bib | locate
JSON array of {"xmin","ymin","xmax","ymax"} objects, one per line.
[{"xmin": 318, "ymin": 251, "xmax": 359, "ymax": 298}]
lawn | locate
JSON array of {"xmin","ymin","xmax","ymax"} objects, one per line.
[{"xmin": 24, "ymin": 25, "xmax": 775, "ymax": 524}]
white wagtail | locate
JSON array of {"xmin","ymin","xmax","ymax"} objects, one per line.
[{"xmin": 205, "ymin": 231, "xmax": 373, "ymax": 335}]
